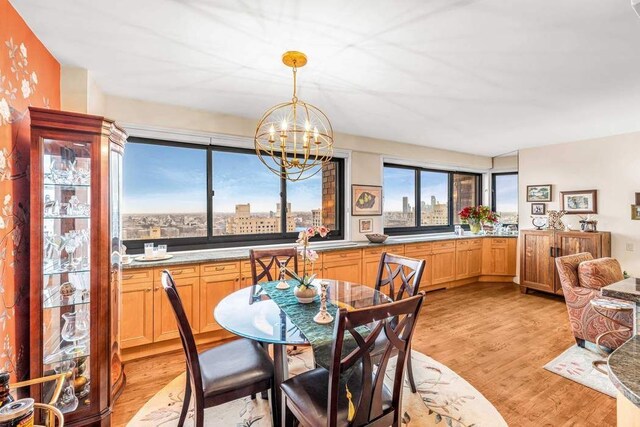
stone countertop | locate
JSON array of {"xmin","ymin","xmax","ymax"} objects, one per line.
[
  {"xmin": 608, "ymin": 335, "xmax": 640, "ymax": 407},
  {"xmin": 602, "ymin": 277, "xmax": 640, "ymax": 304},
  {"xmin": 123, "ymin": 233, "xmax": 518, "ymax": 269}
]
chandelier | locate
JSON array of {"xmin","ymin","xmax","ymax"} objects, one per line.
[{"xmin": 254, "ymin": 51, "xmax": 334, "ymax": 181}]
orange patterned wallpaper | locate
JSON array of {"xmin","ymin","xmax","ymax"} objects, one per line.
[{"xmin": 0, "ymin": 0, "xmax": 60, "ymax": 380}]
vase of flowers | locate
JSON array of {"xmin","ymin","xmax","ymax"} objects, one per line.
[
  {"xmin": 458, "ymin": 206, "xmax": 499, "ymax": 234},
  {"xmin": 291, "ymin": 225, "xmax": 329, "ymax": 303}
]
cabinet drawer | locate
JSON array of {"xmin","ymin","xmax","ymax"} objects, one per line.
[
  {"xmin": 241, "ymin": 260, "xmax": 253, "ymax": 274},
  {"xmin": 323, "ymin": 249, "xmax": 362, "ymax": 263},
  {"xmin": 456, "ymin": 240, "xmax": 470, "ymax": 249},
  {"xmin": 362, "ymin": 245, "xmax": 403, "ymax": 259},
  {"xmin": 201, "ymin": 261, "xmax": 240, "ymax": 277},
  {"xmin": 491, "ymin": 238, "xmax": 508, "ymax": 247},
  {"xmin": 122, "ymin": 268, "xmax": 153, "ymax": 284},
  {"xmin": 155, "ymin": 264, "xmax": 200, "ymax": 280},
  {"xmin": 433, "ymin": 241, "xmax": 456, "ymax": 253},
  {"xmin": 468, "ymin": 239, "xmax": 483, "ymax": 249},
  {"xmin": 404, "ymin": 242, "xmax": 433, "ymax": 255}
]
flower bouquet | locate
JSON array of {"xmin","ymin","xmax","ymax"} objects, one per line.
[
  {"xmin": 458, "ymin": 206, "xmax": 499, "ymax": 234},
  {"xmin": 285, "ymin": 225, "xmax": 329, "ymax": 303}
]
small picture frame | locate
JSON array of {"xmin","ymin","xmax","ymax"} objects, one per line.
[
  {"xmin": 531, "ymin": 203, "xmax": 546, "ymax": 215},
  {"xmin": 359, "ymin": 218, "xmax": 373, "ymax": 233},
  {"xmin": 561, "ymin": 189, "xmax": 598, "ymax": 214},
  {"xmin": 352, "ymin": 184, "xmax": 383, "ymax": 216},
  {"xmin": 632, "ymin": 205, "xmax": 640, "ymax": 220},
  {"xmin": 526, "ymin": 185, "xmax": 552, "ymax": 202}
]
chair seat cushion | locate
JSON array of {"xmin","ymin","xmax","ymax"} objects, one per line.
[
  {"xmin": 199, "ymin": 338, "xmax": 273, "ymax": 398},
  {"xmin": 578, "ymin": 258, "xmax": 624, "ymax": 289},
  {"xmin": 280, "ymin": 367, "xmax": 392, "ymax": 427}
]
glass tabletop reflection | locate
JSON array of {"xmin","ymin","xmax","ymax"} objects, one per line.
[{"xmin": 213, "ymin": 279, "xmax": 392, "ymax": 346}]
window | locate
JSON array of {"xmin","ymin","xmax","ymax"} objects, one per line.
[
  {"xmin": 492, "ymin": 172, "xmax": 518, "ymax": 224},
  {"xmin": 383, "ymin": 163, "xmax": 482, "ymax": 234},
  {"xmin": 123, "ymin": 138, "xmax": 344, "ymax": 251}
]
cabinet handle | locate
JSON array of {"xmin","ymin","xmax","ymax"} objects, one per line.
[
  {"xmin": 154, "ymin": 287, "xmax": 160, "ymax": 292},
  {"xmin": 555, "ymin": 247, "xmax": 561, "ymax": 257},
  {"xmin": 235, "ymin": 278, "xmax": 239, "ymax": 283},
  {"xmin": 215, "ymin": 266, "xmax": 225, "ymax": 271},
  {"xmin": 549, "ymin": 247, "xmax": 554, "ymax": 258},
  {"xmin": 172, "ymin": 269, "xmax": 183, "ymax": 275},
  {"xmin": 122, "ymin": 275, "xmax": 133, "ymax": 280},
  {"xmin": 145, "ymin": 288, "xmax": 152, "ymax": 292}
]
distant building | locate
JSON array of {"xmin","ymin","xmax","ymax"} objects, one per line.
[
  {"xmin": 312, "ymin": 209, "xmax": 322, "ymax": 227},
  {"xmin": 225, "ymin": 203, "xmax": 295, "ymax": 234}
]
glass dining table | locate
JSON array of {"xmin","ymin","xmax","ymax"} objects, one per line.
[{"xmin": 213, "ymin": 279, "xmax": 392, "ymax": 424}]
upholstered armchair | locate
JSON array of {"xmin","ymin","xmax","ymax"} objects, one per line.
[{"xmin": 555, "ymin": 253, "xmax": 633, "ymax": 349}]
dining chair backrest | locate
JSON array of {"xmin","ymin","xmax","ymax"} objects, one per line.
[
  {"xmin": 249, "ymin": 248, "xmax": 299, "ymax": 283},
  {"xmin": 328, "ymin": 293, "xmax": 424, "ymax": 427},
  {"xmin": 375, "ymin": 252, "xmax": 425, "ymax": 301},
  {"xmin": 161, "ymin": 270, "xmax": 204, "ymax": 406}
]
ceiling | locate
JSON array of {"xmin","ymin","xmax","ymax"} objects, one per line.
[{"xmin": 12, "ymin": 0, "xmax": 640, "ymax": 156}]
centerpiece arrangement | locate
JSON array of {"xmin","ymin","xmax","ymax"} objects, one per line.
[
  {"xmin": 458, "ymin": 205, "xmax": 499, "ymax": 234},
  {"xmin": 285, "ymin": 225, "xmax": 329, "ymax": 303}
]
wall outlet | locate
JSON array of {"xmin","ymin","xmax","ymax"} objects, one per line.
[{"xmin": 626, "ymin": 243, "xmax": 635, "ymax": 252}]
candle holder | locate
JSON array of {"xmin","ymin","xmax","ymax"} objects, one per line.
[
  {"xmin": 313, "ymin": 281, "xmax": 334, "ymax": 324},
  {"xmin": 275, "ymin": 260, "xmax": 290, "ymax": 290}
]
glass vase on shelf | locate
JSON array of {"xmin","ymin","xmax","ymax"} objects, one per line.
[{"xmin": 468, "ymin": 219, "xmax": 482, "ymax": 235}]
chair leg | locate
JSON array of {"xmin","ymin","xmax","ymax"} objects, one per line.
[
  {"xmin": 284, "ymin": 397, "xmax": 296, "ymax": 427},
  {"xmin": 407, "ymin": 348, "xmax": 417, "ymax": 393},
  {"xmin": 178, "ymin": 372, "xmax": 191, "ymax": 427},
  {"xmin": 575, "ymin": 337, "xmax": 586, "ymax": 348},
  {"xmin": 194, "ymin": 389, "xmax": 205, "ymax": 427}
]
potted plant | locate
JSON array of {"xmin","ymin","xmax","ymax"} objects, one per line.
[
  {"xmin": 458, "ymin": 206, "xmax": 499, "ymax": 234},
  {"xmin": 288, "ymin": 225, "xmax": 329, "ymax": 303}
]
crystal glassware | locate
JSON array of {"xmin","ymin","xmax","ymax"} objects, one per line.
[
  {"xmin": 62, "ymin": 231, "xmax": 81, "ymax": 270},
  {"xmin": 61, "ymin": 311, "xmax": 90, "ymax": 356},
  {"xmin": 144, "ymin": 243, "xmax": 154, "ymax": 258}
]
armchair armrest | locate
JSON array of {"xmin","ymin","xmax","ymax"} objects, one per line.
[{"xmin": 12, "ymin": 372, "xmax": 70, "ymax": 405}]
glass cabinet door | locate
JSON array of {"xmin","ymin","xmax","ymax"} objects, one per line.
[
  {"xmin": 41, "ymin": 138, "xmax": 93, "ymax": 414},
  {"xmin": 110, "ymin": 144, "xmax": 124, "ymax": 394}
]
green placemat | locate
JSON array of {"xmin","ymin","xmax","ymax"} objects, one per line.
[{"xmin": 260, "ymin": 279, "xmax": 367, "ymax": 370}]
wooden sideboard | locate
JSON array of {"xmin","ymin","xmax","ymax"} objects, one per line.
[
  {"xmin": 121, "ymin": 237, "xmax": 517, "ymax": 361},
  {"xmin": 519, "ymin": 230, "xmax": 611, "ymax": 295}
]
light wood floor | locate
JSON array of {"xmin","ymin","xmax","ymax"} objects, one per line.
[{"xmin": 112, "ymin": 282, "xmax": 616, "ymax": 426}]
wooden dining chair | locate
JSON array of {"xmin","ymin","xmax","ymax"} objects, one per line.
[
  {"xmin": 280, "ymin": 293, "xmax": 425, "ymax": 427},
  {"xmin": 250, "ymin": 248, "xmax": 299, "ymax": 283},
  {"xmin": 373, "ymin": 252, "xmax": 426, "ymax": 393},
  {"xmin": 161, "ymin": 270, "xmax": 278, "ymax": 427}
]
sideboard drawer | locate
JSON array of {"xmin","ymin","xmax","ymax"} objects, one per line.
[
  {"xmin": 362, "ymin": 245, "xmax": 403, "ymax": 259},
  {"xmin": 491, "ymin": 238, "xmax": 509, "ymax": 247},
  {"xmin": 155, "ymin": 264, "xmax": 200, "ymax": 280},
  {"xmin": 432, "ymin": 241, "xmax": 456, "ymax": 253},
  {"xmin": 122, "ymin": 268, "xmax": 153, "ymax": 284},
  {"xmin": 201, "ymin": 261, "xmax": 240, "ymax": 277},
  {"xmin": 468, "ymin": 239, "xmax": 483, "ymax": 249},
  {"xmin": 323, "ymin": 249, "xmax": 362, "ymax": 263}
]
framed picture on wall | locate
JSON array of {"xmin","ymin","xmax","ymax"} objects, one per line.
[
  {"xmin": 359, "ymin": 218, "xmax": 373, "ymax": 233},
  {"xmin": 526, "ymin": 185, "xmax": 552, "ymax": 202},
  {"xmin": 561, "ymin": 190, "xmax": 598, "ymax": 214},
  {"xmin": 631, "ymin": 205, "xmax": 640, "ymax": 220},
  {"xmin": 531, "ymin": 203, "xmax": 546, "ymax": 215},
  {"xmin": 352, "ymin": 184, "xmax": 382, "ymax": 216}
]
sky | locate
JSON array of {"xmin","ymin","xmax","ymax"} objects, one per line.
[
  {"xmin": 494, "ymin": 174, "xmax": 518, "ymax": 213},
  {"xmin": 123, "ymin": 143, "xmax": 321, "ymax": 214},
  {"xmin": 383, "ymin": 167, "xmax": 448, "ymax": 211}
]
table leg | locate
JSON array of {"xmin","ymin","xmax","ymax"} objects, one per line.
[{"xmin": 273, "ymin": 344, "xmax": 289, "ymax": 427}]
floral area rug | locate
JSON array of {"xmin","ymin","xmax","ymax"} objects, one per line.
[
  {"xmin": 128, "ymin": 348, "xmax": 506, "ymax": 426},
  {"xmin": 544, "ymin": 342, "xmax": 616, "ymax": 397}
]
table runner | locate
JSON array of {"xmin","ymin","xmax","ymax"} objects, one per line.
[{"xmin": 260, "ymin": 279, "xmax": 366, "ymax": 370}]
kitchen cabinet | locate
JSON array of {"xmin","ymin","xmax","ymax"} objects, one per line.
[
  {"xmin": 432, "ymin": 241, "xmax": 457, "ymax": 284},
  {"xmin": 455, "ymin": 240, "xmax": 482, "ymax": 279},
  {"xmin": 404, "ymin": 242, "xmax": 434, "ymax": 290},
  {"xmin": 322, "ymin": 250, "xmax": 362, "ymax": 283}
]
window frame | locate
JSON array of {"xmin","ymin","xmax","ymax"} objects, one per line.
[
  {"xmin": 123, "ymin": 137, "xmax": 345, "ymax": 252},
  {"xmin": 383, "ymin": 163, "xmax": 482, "ymax": 235},
  {"xmin": 491, "ymin": 171, "xmax": 519, "ymax": 225}
]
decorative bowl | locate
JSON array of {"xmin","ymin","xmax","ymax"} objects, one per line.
[{"xmin": 366, "ymin": 234, "xmax": 388, "ymax": 244}]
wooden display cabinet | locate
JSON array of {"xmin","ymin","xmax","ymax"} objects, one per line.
[
  {"xmin": 29, "ymin": 108, "xmax": 126, "ymax": 426},
  {"xmin": 520, "ymin": 230, "xmax": 611, "ymax": 295}
]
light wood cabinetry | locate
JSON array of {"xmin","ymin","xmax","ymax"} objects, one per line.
[
  {"xmin": 121, "ymin": 280, "xmax": 154, "ymax": 348},
  {"xmin": 432, "ymin": 241, "xmax": 457, "ymax": 284},
  {"xmin": 121, "ymin": 236, "xmax": 518, "ymax": 361},
  {"xmin": 519, "ymin": 230, "xmax": 611, "ymax": 295},
  {"xmin": 322, "ymin": 249, "xmax": 362, "ymax": 283}
]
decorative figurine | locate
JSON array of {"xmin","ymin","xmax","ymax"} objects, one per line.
[
  {"xmin": 313, "ymin": 281, "xmax": 334, "ymax": 324},
  {"xmin": 547, "ymin": 210, "xmax": 567, "ymax": 230}
]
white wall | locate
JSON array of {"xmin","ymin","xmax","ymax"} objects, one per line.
[{"xmin": 518, "ymin": 132, "xmax": 640, "ymax": 276}]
